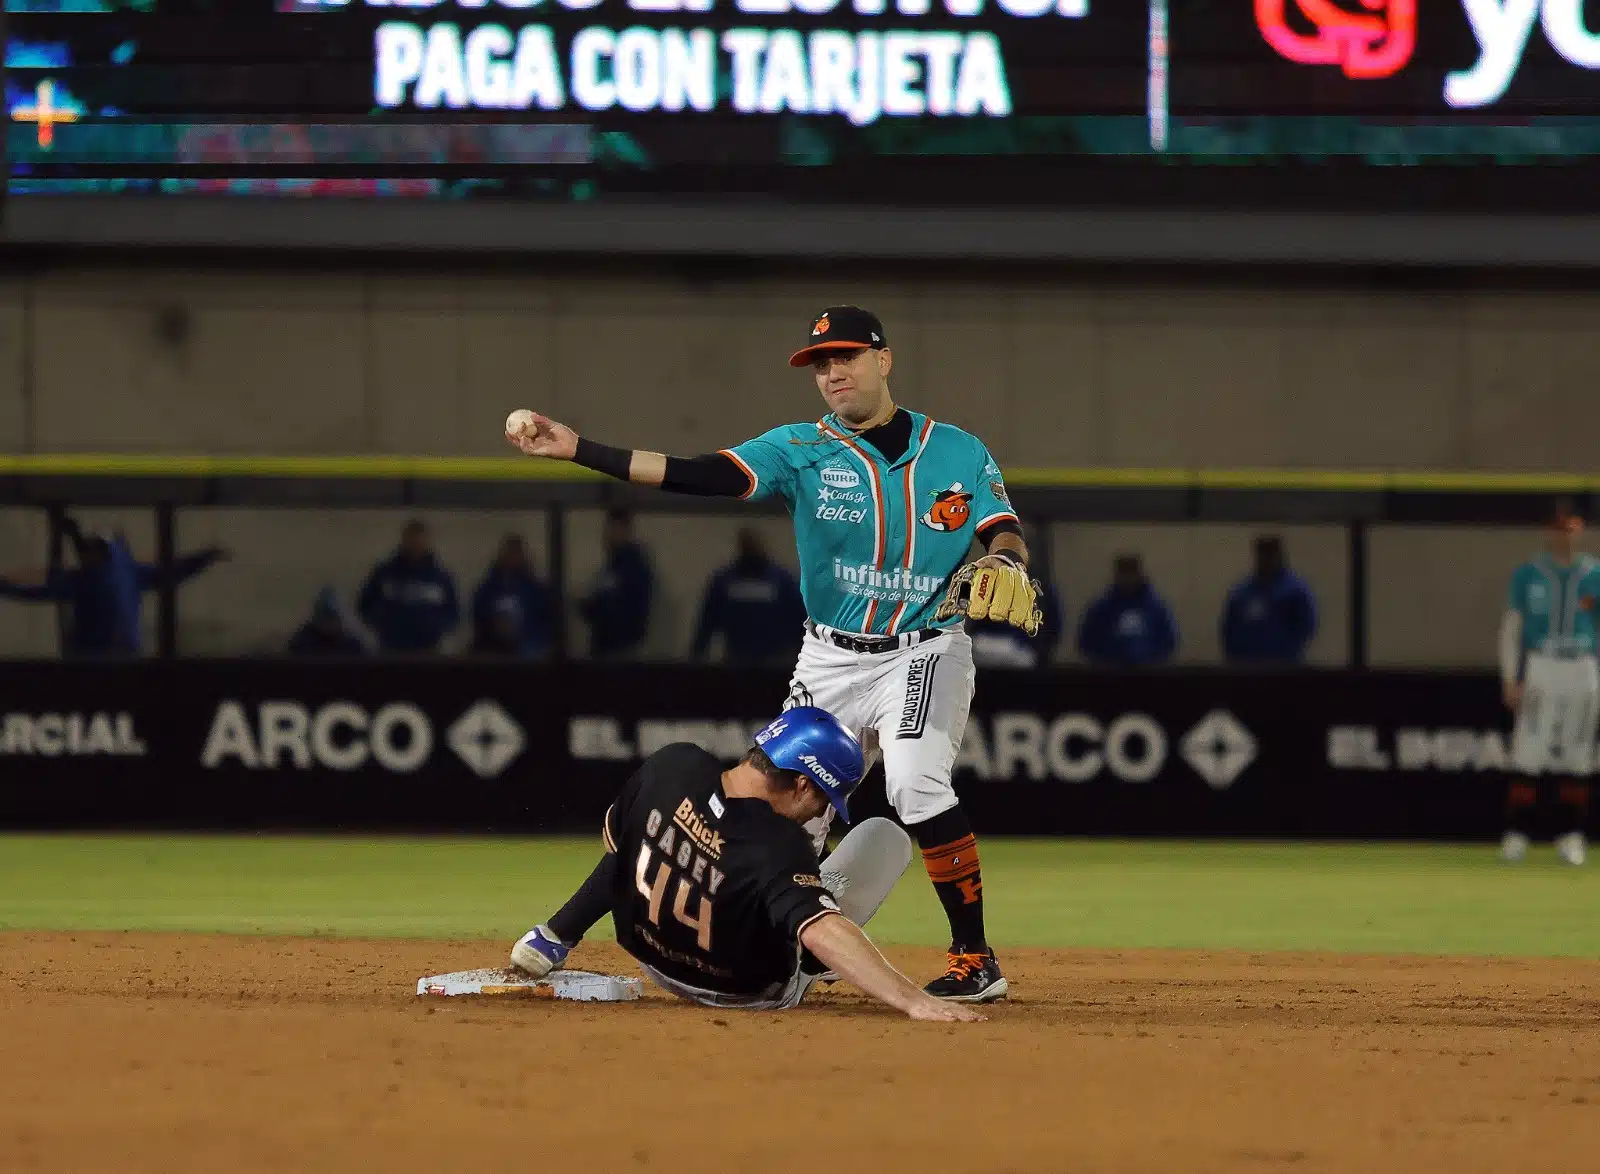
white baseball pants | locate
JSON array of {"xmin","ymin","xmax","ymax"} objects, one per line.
[
  {"xmin": 785, "ymin": 626, "xmax": 976, "ymax": 848},
  {"xmin": 1513, "ymin": 652, "xmax": 1600, "ymax": 775}
]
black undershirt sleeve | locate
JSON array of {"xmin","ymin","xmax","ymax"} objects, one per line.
[
  {"xmin": 572, "ymin": 437, "xmax": 632, "ymax": 480},
  {"xmin": 570, "ymin": 438, "xmax": 752, "ymax": 498},
  {"xmin": 547, "ymin": 852, "xmax": 618, "ymax": 947},
  {"xmin": 661, "ymin": 453, "xmax": 753, "ymax": 497}
]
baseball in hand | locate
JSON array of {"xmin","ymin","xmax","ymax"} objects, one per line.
[{"xmin": 505, "ymin": 409, "xmax": 536, "ymax": 438}]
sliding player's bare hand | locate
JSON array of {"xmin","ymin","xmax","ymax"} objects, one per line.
[{"xmin": 907, "ymin": 995, "xmax": 986, "ymax": 1023}]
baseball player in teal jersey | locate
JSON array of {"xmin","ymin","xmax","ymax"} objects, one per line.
[
  {"xmin": 507, "ymin": 306, "xmax": 1041, "ymax": 1002},
  {"xmin": 1499, "ymin": 499, "xmax": 1599, "ymax": 866}
]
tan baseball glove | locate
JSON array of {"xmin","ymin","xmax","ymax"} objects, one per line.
[{"xmin": 935, "ymin": 561, "xmax": 1044, "ymax": 636}]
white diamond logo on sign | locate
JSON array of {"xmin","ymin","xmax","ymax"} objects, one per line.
[
  {"xmin": 1180, "ymin": 710, "xmax": 1256, "ymax": 791},
  {"xmin": 447, "ymin": 700, "xmax": 526, "ymax": 779}
]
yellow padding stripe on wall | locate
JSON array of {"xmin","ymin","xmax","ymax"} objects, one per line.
[{"xmin": 0, "ymin": 455, "xmax": 1592, "ymax": 493}]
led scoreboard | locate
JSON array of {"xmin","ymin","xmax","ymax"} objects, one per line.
[{"xmin": 5, "ymin": 0, "xmax": 1599, "ymax": 208}]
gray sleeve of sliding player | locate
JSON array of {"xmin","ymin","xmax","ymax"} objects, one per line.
[{"xmin": 819, "ymin": 817, "xmax": 914, "ymax": 929}]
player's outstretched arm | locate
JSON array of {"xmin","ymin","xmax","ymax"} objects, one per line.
[
  {"xmin": 506, "ymin": 411, "xmax": 665, "ymax": 486},
  {"xmin": 799, "ymin": 913, "xmax": 986, "ymax": 1022},
  {"xmin": 506, "ymin": 410, "xmax": 751, "ymax": 496}
]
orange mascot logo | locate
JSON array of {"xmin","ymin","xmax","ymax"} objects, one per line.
[{"xmin": 921, "ymin": 484, "xmax": 973, "ymax": 532}]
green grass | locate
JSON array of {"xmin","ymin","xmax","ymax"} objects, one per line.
[{"xmin": 0, "ymin": 836, "xmax": 1596, "ymax": 957}]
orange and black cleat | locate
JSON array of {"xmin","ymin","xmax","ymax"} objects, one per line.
[{"xmin": 924, "ymin": 948, "xmax": 1008, "ymax": 1003}]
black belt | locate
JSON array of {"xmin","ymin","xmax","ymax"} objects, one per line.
[{"xmin": 806, "ymin": 621, "xmax": 943, "ymax": 655}]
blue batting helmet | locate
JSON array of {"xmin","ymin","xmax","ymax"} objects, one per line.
[{"xmin": 752, "ymin": 707, "xmax": 865, "ymax": 823}]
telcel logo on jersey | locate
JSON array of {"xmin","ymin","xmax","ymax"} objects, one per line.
[
  {"xmin": 1255, "ymin": 0, "xmax": 1415, "ymax": 79},
  {"xmin": 816, "ymin": 484, "xmax": 868, "ymax": 524}
]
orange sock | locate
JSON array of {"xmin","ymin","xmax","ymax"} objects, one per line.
[{"xmin": 919, "ymin": 831, "xmax": 987, "ymax": 952}]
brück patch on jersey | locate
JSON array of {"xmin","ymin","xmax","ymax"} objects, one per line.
[{"xmin": 897, "ymin": 654, "xmax": 940, "ymax": 739}]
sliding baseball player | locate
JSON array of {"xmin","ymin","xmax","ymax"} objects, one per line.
[{"xmin": 509, "ymin": 707, "xmax": 983, "ymax": 1022}]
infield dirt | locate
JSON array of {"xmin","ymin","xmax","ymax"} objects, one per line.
[{"xmin": 2, "ymin": 932, "xmax": 1597, "ymax": 1173}]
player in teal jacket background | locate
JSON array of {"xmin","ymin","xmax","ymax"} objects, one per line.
[{"xmin": 1498, "ymin": 499, "xmax": 1599, "ymax": 866}]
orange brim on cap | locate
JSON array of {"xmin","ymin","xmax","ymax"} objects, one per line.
[{"xmin": 788, "ymin": 341, "xmax": 873, "ymax": 368}]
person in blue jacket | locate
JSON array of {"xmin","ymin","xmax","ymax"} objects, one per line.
[
  {"xmin": 0, "ymin": 520, "xmax": 226, "ymax": 656},
  {"xmin": 356, "ymin": 519, "xmax": 460, "ymax": 654},
  {"xmin": 1220, "ymin": 535, "xmax": 1318, "ymax": 664},
  {"xmin": 579, "ymin": 509, "xmax": 654, "ymax": 660},
  {"xmin": 470, "ymin": 534, "xmax": 556, "ymax": 658},
  {"xmin": 288, "ymin": 586, "xmax": 367, "ymax": 657},
  {"xmin": 691, "ymin": 528, "xmax": 807, "ymax": 666},
  {"xmin": 1077, "ymin": 554, "xmax": 1178, "ymax": 667}
]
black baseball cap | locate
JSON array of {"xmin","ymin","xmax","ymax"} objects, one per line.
[
  {"xmin": 788, "ymin": 306, "xmax": 887, "ymax": 368},
  {"xmin": 1550, "ymin": 496, "xmax": 1585, "ymax": 531}
]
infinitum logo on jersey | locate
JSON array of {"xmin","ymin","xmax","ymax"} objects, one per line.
[{"xmin": 833, "ymin": 560, "xmax": 941, "ymax": 604}]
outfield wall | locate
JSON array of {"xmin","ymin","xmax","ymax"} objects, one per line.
[
  {"xmin": 5, "ymin": 268, "xmax": 1599, "ymax": 471},
  {"xmin": 0, "ymin": 661, "xmax": 1528, "ymax": 840}
]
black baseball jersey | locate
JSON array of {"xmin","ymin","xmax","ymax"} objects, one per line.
[{"xmin": 604, "ymin": 742, "xmax": 839, "ymax": 996}]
